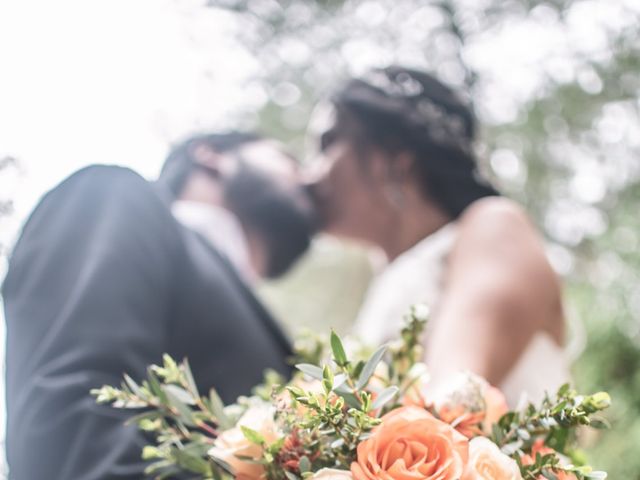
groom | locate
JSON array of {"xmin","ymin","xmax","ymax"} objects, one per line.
[{"xmin": 2, "ymin": 132, "xmax": 316, "ymax": 479}]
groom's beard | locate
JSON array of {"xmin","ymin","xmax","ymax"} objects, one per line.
[{"xmin": 223, "ymin": 163, "xmax": 318, "ymax": 278}]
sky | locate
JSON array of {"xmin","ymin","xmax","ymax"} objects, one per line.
[{"xmin": 0, "ymin": 0, "xmax": 638, "ymax": 472}]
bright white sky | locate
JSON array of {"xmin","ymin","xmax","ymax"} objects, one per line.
[
  {"xmin": 1, "ymin": 0, "xmax": 637, "ymax": 245},
  {"xmin": 0, "ymin": 0, "xmax": 266, "ymax": 244},
  {"xmin": 0, "ymin": 0, "xmax": 637, "ymax": 470}
]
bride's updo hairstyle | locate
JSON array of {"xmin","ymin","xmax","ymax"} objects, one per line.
[{"xmin": 330, "ymin": 66, "xmax": 499, "ymax": 219}]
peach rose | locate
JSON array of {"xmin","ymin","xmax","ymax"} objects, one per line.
[
  {"xmin": 462, "ymin": 437, "xmax": 522, "ymax": 480},
  {"xmin": 311, "ymin": 468, "xmax": 354, "ymax": 479},
  {"xmin": 427, "ymin": 372, "xmax": 508, "ymax": 437},
  {"xmin": 351, "ymin": 406, "xmax": 468, "ymax": 480},
  {"xmin": 208, "ymin": 404, "xmax": 279, "ymax": 480}
]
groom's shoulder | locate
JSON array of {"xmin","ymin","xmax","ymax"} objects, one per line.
[
  {"xmin": 49, "ymin": 164, "xmax": 167, "ymax": 207},
  {"xmin": 31, "ymin": 164, "xmax": 175, "ymax": 233},
  {"xmin": 61, "ymin": 164, "xmax": 149, "ymax": 192}
]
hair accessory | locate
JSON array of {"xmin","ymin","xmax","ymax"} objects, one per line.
[{"xmin": 358, "ymin": 69, "xmax": 472, "ymax": 153}]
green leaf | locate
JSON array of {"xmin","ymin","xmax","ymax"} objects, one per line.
[
  {"xmin": 284, "ymin": 471, "xmax": 299, "ymax": 480},
  {"xmin": 142, "ymin": 446, "xmax": 163, "ymax": 460},
  {"xmin": 182, "ymin": 358, "xmax": 200, "ymax": 397},
  {"xmin": 501, "ymin": 440, "xmax": 523, "ymax": 456},
  {"xmin": 174, "ymin": 448, "xmax": 212, "ymax": 475},
  {"xmin": 586, "ymin": 471, "xmax": 607, "ymax": 479},
  {"xmin": 209, "ymin": 388, "xmax": 233, "ymax": 430},
  {"xmin": 356, "ymin": 345, "xmax": 387, "ymax": 390},
  {"xmin": 330, "ymin": 330, "xmax": 348, "ymax": 366},
  {"xmin": 589, "ymin": 392, "xmax": 611, "ymax": 410},
  {"xmin": 332, "ymin": 373, "xmax": 348, "ymax": 390},
  {"xmin": 296, "ymin": 363, "xmax": 324, "ymax": 380},
  {"xmin": 164, "ymin": 384, "xmax": 195, "ymax": 405},
  {"xmin": 336, "ymin": 391, "xmax": 362, "ymax": 409},
  {"xmin": 147, "ymin": 368, "xmax": 169, "ymax": 405},
  {"xmin": 322, "ymin": 365, "xmax": 334, "ymax": 393},
  {"xmin": 589, "ymin": 418, "xmax": 610, "ymax": 430},
  {"xmin": 240, "ymin": 425, "xmax": 265, "ymax": 445},
  {"xmin": 371, "ymin": 386, "xmax": 399, "ymax": 411},
  {"xmin": 123, "ymin": 374, "xmax": 145, "ymax": 399},
  {"xmin": 163, "ymin": 385, "xmax": 196, "ymax": 426},
  {"xmin": 557, "ymin": 383, "xmax": 571, "ymax": 397},
  {"xmin": 298, "ymin": 455, "xmax": 311, "ymax": 473}
]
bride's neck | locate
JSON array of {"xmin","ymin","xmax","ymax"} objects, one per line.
[{"xmin": 380, "ymin": 200, "xmax": 452, "ymax": 261}]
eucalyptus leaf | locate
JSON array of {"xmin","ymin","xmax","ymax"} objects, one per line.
[
  {"xmin": 295, "ymin": 363, "xmax": 324, "ymax": 380},
  {"xmin": 182, "ymin": 358, "xmax": 200, "ymax": 397},
  {"xmin": 330, "ymin": 330, "xmax": 348, "ymax": 366},
  {"xmin": 209, "ymin": 388, "xmax": 233, "ymax": 430},
  {"xmin": 356, "ymin": 345, "xmax": 387, "ymax": 390},
  {"xmin": 163, "ymin": 385, "xmax": 196, "ymax": 426},
  {"xmin": 164, "ymin": 384, "xmax": 195, "ymax": 405},
  {"xmin": 371, "ymin": 386, "xmax": 399, "ymax": 411}
]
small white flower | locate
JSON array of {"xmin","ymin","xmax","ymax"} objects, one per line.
[{"xmin": 412, "ymin": 303, "xmax": 430, "ymax": 321}]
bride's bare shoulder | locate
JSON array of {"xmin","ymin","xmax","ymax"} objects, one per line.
[
  {"xmin": 450, "ymin": 196, "xmax": 561, "ymax": 312},
  {"xmin": 454, "ymin": 197, "xmax": 544, "ymax": 258},
  {"xmin": 458, "ymin": 197, "xmax": 534, "ymax": 237}
]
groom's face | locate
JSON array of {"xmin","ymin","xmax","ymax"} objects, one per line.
[{"xmin": 222, "ymin": 141, "xmax": 318, "ymax": 277}]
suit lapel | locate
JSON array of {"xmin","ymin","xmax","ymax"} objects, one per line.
[
  {"xmin": 191, "ymin": 231, "xmax": 294, "ymax": 357},
  {"xmin": 151, "ymin": 180, "xmax": 293, "ymax": 357}
]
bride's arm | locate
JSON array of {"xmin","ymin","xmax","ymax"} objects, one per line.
[{"xmin": 425, "ymin": 197, "xmax": 564, "ymax": 387}]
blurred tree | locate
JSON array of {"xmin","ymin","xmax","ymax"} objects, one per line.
[
  {"xmin": 204, "ymin": 0, "xmax": 640, "ymax": 476},
  {"xmin": 0, "ymin": 155, "xmax": 17, "ymax": 261}
]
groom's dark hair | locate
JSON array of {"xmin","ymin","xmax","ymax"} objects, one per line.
[
  {"xmin": 329, "ymin": 66, "xmax": 499, "ymax": 218},
  {"xmin": 158, "ymin": 132, "xmax": 262, "ymax": 197}
]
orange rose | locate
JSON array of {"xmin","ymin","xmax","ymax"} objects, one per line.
[
  {"xmin": 351, "ymin": 406, "xmax": 468, "ymax": 480},
  {"xmin": 462, "ymin": 437, "xmax": 522, "ymax": 479}
]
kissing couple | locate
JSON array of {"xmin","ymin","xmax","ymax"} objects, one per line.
[{"xmin": 3, "ymin": 66, "xmax": 569, "ymax": 479}]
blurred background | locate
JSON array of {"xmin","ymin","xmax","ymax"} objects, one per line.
[{"xmin": 1, "ymin": 0, "xmax": 639, "ymax": 477}]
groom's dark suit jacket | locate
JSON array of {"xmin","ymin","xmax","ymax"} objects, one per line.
[{"xmin": 3, "ymin": 165, "xmax": 293, "ymax": 479}]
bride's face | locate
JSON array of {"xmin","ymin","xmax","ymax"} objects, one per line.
[{"xmin": 306, "ymin": 130, "xmax": 396, "ymax": 244}]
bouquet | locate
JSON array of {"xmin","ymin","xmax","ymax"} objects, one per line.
[{"xmin": 93, "ymin": 306, "xmax": 610, "ymax": 479}]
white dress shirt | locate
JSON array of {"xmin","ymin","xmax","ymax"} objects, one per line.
[{"xmin": 171, "ymin": 200, "xmax": 256, "ymax": 283}]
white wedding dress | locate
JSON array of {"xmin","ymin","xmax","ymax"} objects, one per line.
[{"xmin": 353, "ymin": 223, "xmax": 571, "ymax": 408}]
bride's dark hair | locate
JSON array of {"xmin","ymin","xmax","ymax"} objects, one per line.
[{"xmin": 329, "ymin": 66, "xmax": 499, "ymax": 218}]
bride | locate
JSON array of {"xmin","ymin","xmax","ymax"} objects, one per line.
[{"xmin": 307, "ymin": 66, "xmax": 570, "ymax": 406}]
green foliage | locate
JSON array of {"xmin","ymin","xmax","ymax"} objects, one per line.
[
  {"xmin": 95, "ymin": 307, "xmax": 611, "ymax": 479},
  {"xmin": 491, "ymin": 385, "xmax": 610, "ymax": 479},
  {"xmin": 92, "ymin": 354, "xmax": 232, "ymax": 479}
]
